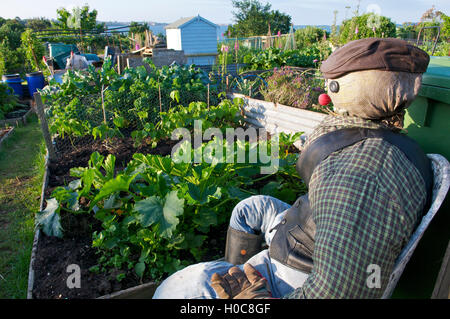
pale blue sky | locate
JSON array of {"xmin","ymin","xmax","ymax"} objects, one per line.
[{"xmin": 0, "ymin": 0, "xmax": 448, "ymax": 25}]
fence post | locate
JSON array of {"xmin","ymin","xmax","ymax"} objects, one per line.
[
  {"xmin": 207, "ymin": 83, "xmax": 210, "ymax": 110},
  {"xmin": 34, "ymin": 92, "xmax": 57, "ymax": 161}
]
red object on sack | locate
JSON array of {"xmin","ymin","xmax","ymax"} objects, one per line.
[{"xmin": 318, "ymin": 93, "xmax": 331, "ymax": 106}]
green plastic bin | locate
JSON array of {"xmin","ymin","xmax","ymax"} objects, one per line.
[
  {"xmin": 404, "ymin": 56, "xmax": 450, "ymax": 161},
  {"xmin": 393, "ymin": 56, "xmax": 450, "ymax": 299}
]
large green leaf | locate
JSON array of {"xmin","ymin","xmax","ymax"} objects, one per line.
[
  {"xmin": 134, "ymin": 190, "xmax": 184, "ymax": 238},
  {"xmin": 36, "ymin": 198, "xmax": 63, "ymax": 238},
  {"xmin": 187, "ymin": 183, "xmax": 222, "ymax": 205},
  {"xmin": 102, "ymin": 154, "xmax": 116, "ymax": 180},
  {"xmin": 193, "ymin": 208, "xmax": 217, "ymax": 228},
  {"xmin": 91, "ymin": 173, "xmax": 137, "ymax": 208}
]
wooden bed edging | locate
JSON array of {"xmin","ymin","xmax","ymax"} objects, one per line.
[
  {"xmin": 0, "ymin": 127, "xmax": 15, "ymax": 150},
  {"xmin": 0, "ymin": 108, "xmax": 34, "ymax": 128},
  {"xmin": 228, "ymin": 93, "xmax": 327, "ymax": 149},
  {"xmin": 27, "ymin": 153, "xmax": 49, "ymax": 299}
]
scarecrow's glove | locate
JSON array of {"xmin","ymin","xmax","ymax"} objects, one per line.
[{"xmin": 211, "ymin": 263, "xmax": 272, "ymax": 299}]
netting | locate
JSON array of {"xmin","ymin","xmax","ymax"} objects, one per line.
[
  {"xmin": 41, "ymin": 79, "xmax": 221, "ymax": 158},
  {"xmin": 221, "ymin": 32, "xmax": 296, "ymax": 51}
]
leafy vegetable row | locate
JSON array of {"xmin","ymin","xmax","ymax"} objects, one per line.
[
  {"xmin": 37, "ymin": 98, "xmax": 306, "ymax": 282},
  {"xmin": 40, "ymin": 58, "xmax": 221, "ymax": 141}
]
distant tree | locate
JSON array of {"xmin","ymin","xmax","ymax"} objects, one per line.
[
  {"xmin": 129, "ymin": 21, "xmax": 149, "ymax": 35},
  {"xmin": 0, "ymin": 18, "xmax": 26, "ymax": 75},
  {"xmin": 54, "ymin": 5, "xmax": 104, "ymax": 31},
  {"xmin": 25, "ymin": 17, "xmax": 52, "ymax": 31},
  {"xmin": 226, "ymin": 0, "xmax": 291, "ymax": 37},
  {"xmin": 0, "ymin": 18, "xmax": 26, "ymax": 49},
  {"xmin": 268, "ymin": 10, "xmax": 292, "ymax": 35},
  {"xmin": 397, "ymin": 22, "xmax": 419, "ymax": 40},
  {"xmin": 416, "ymin": 6, "xmax": 445, "ymax": 41}
]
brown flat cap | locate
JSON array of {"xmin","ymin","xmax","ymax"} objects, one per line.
[{"xmin": 320, "ymin": 38, "xmax": 430, "ymax": 79}]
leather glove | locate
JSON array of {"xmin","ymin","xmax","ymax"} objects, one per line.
[{"xmin": 211, "ymin": 263, "xmax": 272, "ymax": 299}]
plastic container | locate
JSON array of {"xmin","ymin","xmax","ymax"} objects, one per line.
[
  {"xmin": 1, "ymin": 74, "xmax": 24, "ymax": 98},
  {"xmin": 404, "ymin": 56, "xmax": 450, "ymax": 160},
  {"xmin": 26, "ymin": 71, "xmax": 45, "ymax": 97},
  {"xmin": 394, "ymin": 56, "xmax": 450, "ymax": 298}
]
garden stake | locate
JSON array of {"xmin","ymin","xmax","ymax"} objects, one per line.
[
  {"xmin": 207, "ymin": 84, "xmax": 210, "ymax": 110},
  {"xmin": 101, "ymin": 85, "xmax": 107, "ymax": 124}
]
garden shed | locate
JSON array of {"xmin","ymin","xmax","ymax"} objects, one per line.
[{"xmin": 164, "ymin": 15, "xmax": 218, "ymax": 66}]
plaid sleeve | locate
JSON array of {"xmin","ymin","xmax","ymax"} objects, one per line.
[{"xmin": 284, "ymin": 138, "xmax": 427, "ymax": 299}]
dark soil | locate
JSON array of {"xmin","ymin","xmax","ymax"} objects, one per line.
[
  {"xmin": 32, "ymin": 128, "xmax": 292, "ymax": 299},
  {"xmin": 32, "ymin": 134, "xmax": 227, "ymax": 299}
]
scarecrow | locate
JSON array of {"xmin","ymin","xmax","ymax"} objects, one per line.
[{"xmin": 153, "ymin": 38, "xmax": 432, "ymax": 299}]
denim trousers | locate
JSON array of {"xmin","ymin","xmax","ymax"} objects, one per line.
[{"xmin": 152, "ymin": 195, "xmax": 309, "ymax": 299}]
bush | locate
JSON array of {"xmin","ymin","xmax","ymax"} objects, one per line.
[
  {"xmin": 20, "ymin": 29, "xmax": 47, "ymax": 73},
  {"xmin": 260, "ymin": 66, "xmax": 325, "ymax": 109},
  {"xmin": 420, "ymin": 41, "xmax": 450, "ymax": 56},
  {"xmin": 295, "ymin": 26, "xmax": 328, "ymax": 49},
  {"xmin": 0, "ymin": 82, "xmax": 19, "ymax": 119},
  {"xmin": 242, "ymin": 44, "xmax": 331, "ymax": 71},
  {"xmin": 339, "ymin": 13, "xmax": 397, "ymax": 44}
]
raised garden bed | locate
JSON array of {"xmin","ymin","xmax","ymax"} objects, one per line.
[
  {"xmin": 0, "ymin": 99, "xmax": 34, "ymax": 128},
  {"xmin": 28, "ymin": 126, "xmax": 305, "ymax": 299},
  {"xmin": 229, "ymin": 93, "xmax": 327, "ymax": 148},
  {"xmin": 28, "ymin": 134, "xmax": 230, "ymax": 299}
]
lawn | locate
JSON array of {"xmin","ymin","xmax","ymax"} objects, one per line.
[{"xmin": 0, "ymin": 114, "xmax": 45, "ymax": 298}]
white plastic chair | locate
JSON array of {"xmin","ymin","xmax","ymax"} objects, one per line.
[{"xmin": 382, "ymin": 154, "xmax": 450, "ymax": 298}]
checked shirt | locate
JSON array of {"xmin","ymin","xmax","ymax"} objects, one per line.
[{"xmin": 284, "ymin": 115, "xmax": 427, "ymax": 299}]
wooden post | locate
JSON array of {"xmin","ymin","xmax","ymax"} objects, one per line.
[
  {"xmin": 207, "ymin": 83, "xmax": 210, "ymax": 110},
  {"xmin": 34, "ymin": 92, "xmax": 57, "ymax": 161},
  {"xmin": 30, "ymin": 44, "xmax": 40, "ymax": 72},
  {"xmin": 101, "ymin": 85, "xmax": 107, "ymax": 124}
]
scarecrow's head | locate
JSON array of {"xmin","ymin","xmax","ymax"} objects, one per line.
[{"xmin": 319, "ymin": 38, "xmax": 430, "ymax": 128}]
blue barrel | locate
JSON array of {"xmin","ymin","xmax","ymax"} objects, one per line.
[
  {"xmin": 2, "ymin": 74, "xmax": 23, "ymax": 98},
  {"xmin": 26, "ymin": 71, "xmax": 45, "ymax": 97}
]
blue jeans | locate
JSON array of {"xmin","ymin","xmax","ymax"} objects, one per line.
[{"xmin": 153, "ymin": 195, "xmax": 309, "ymax": 299}]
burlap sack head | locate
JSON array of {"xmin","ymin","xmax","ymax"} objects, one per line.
[{"xmin": 328, "ymin": 70, "xmax": 422, "ymax": 120}]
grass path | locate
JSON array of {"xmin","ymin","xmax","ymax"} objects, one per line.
[{"xmin": 0, "ymin": 114, "xmax": 45, "ymax": 298}]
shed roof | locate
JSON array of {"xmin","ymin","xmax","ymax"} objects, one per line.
[{"xmin": 164, "ymin": 15, "xmax": 218, "ymax": 30}]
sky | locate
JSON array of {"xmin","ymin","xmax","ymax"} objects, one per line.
[{"xmin": 0, "ymin": 0, "xmax": 449, "ymax": 25}]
